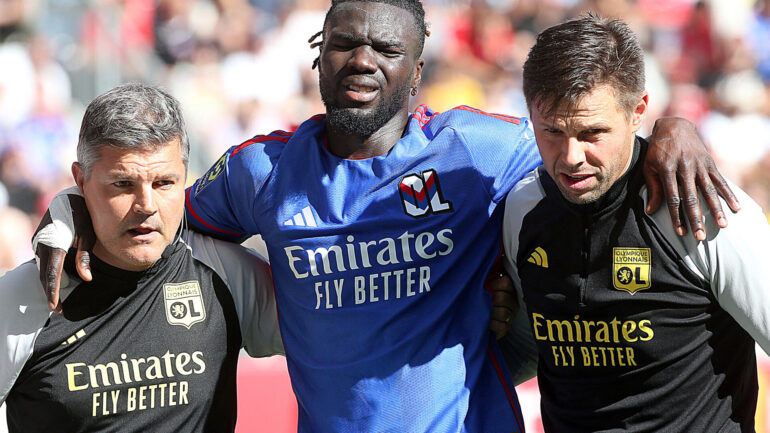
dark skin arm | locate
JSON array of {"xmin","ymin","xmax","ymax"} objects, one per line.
[
  {"xmin": 37, "ymin": 118, "xmax": 739, "ymax": 312},
  {"xmin": 34, "ymin": 196, "xmax": 94, "ymax": 312},
  {"xmin": 36, "ymin": 236, "xmax": 93, "ymax": 312},
  {"xmin": 489, "ymin": 274, "xmax": 518, "ymax": 340}
]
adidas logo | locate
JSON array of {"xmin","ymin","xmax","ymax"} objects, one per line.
[
  {"xmin": 283, "ymin": 206, "xmax": 317, "ymax": 227},
  {"xmin": 527, "ymin": 247, "xmax": 548, "ymax": 268},
  {"xmin": 61, "ymin": 329, "xmax": 86, "ymax": 345}
]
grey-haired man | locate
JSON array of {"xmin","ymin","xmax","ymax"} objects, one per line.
[{"xmin": 0, "ymin": 83, "xmax": 283, "ymax": 432}]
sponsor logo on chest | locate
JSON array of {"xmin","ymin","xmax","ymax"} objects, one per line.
[{"xmin": 277, "ymin": 169, "xmax": 461, "ymax": 310}]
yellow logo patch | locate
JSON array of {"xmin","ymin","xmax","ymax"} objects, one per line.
[
  {"xmin": 612, "ymin": 247, "xmax": 651, "ymax": 295},
  {"xmin": 527, "ymin": 247, "xmax": 549, "ymax": 268},
  {"xmin": 194, "ymin": 153, "xmax": 227, "ymax": 196}
]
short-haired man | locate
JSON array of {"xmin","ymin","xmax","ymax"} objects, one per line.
[
  {"xmin": 503, "ymin": 14, "xmax": 770, "ymax": 431},
  {"xmin": 35, "ymin": 1, "xmax": 740, "ymax": 432},
  {"xmin": 0, "ymin": 83, "xmax": 283, "ymax": 431}
]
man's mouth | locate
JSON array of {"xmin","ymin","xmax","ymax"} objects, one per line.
[
  {"xmin": 127, "ymin": 226, "xmax": 158, "ymax": 241},
  {"xmin": 129, "ymin": 227, "xmax": 153, "ymax": 234},
  {"xmin": 342, "ymin": 82, "xmax": 379, "ymax": 103},
  {"xmin": 348, "ymin": 84, "xmax": 377, "ymax": 93},
  {"xmin": 560, "ymin": 173, "xmax": 594, "ymax": 190}
]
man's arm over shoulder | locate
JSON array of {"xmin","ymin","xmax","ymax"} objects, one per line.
[
  {"xmin": 498, "ymin": 301, "xmax": 539, "ymax": 385},
  {"xmin": 647, "ymin": 183, "xmax": 770, "ymax": 353},
  {"xmin": 31, "ymin": 186, "xmax": 83, "ymax": 254},
  {"xmin": 184, "ymin": 231, "xmax": 284, "ymax": 357},
  {"xmin": 430, "ymin": 106, "xmax": 543, "ymax": 203},
  {"xmin": 499, "ymin": 169, "xmax": 546, "ymax": 383},
  {"xmin": 0, "ymin": 262, "xmax": 55, "ymax": 403},
  {"xmin": 185, "ymin": 132, "xmax": 289, "ymax": 241}
]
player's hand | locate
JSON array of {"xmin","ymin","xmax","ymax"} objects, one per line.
[
  {"xmin": 73, "ymin": 231, "xmax": 95, "ymax": 283},
  {"xmin": 644, "ymin": 117, "xmax": 740, "ymax": 241},
  {"xmin": 36, "ymin": 243, "xmax": 66, "ymax": 313},
  {"xmin": 488, "ymin": 273, "xmax": 518, "ymax": 340},
  {"xmin": 33, "ymin": 192, "xmax": 95, "ymax": 312}
]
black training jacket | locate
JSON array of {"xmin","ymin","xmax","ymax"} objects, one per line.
[
  {"xmin": 1, "ymin": 231, "xmax": 282, "ymax": 432},
  {"xmin": 502, "ymin": 138, "xmax": 770, "ymax": 432}
]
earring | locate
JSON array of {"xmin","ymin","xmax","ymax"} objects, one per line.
[{"xmin": 411, "ymin": 87, "xmax": 418, "ymax": 96}]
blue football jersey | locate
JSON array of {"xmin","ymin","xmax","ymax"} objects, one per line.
[{"xmin": 186, "ymin": 105, "xmax": 542, "ymax": 433}]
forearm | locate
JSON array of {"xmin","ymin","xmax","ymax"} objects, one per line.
[
  {"xmin": 32, "ymin": 186, "xmax": 82, "ymax": 253},
  {"xmin": 499, "ymin": 310, "xmax": 539, "ymax": 385}
]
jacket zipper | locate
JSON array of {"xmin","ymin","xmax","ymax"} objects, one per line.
[{"xmin": 579, "ymin": 214, "xmax": 590, "ymax": 306}]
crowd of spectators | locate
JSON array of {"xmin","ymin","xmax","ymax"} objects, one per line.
[{"xmin": 0, "ymin": 0, "xmax": 769, "ymax": 274}]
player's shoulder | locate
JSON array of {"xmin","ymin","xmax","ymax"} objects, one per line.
[
  {"xmin": 183, "ymin": 231, "xmax": 271, "ymax": 285},
  {"xmin": 207, "ymin": 114, "xmax": 326, "ymax": 194},
  {"xmin": 420, "ymin": 104, "xmax": 528, "ymax": 132},
  {"xmin": 505, "ymin": 168, "xmax": 547, "ymax": 222},
  {"xmin": 643, "ymin": 179, "xmax": 767, "ymax": 242},
  {"xmin": 510, "ymin": 167, "xmax": 545, "ymax": 198},
  {"xmin": 226, "ymin": 130, "xmax": 293, "ymax": 165},
  {"xmin": 226, "ymin": 114, "xmax": 326, "ymax": 162},
  {"xmin": 1, "ymin": 261, "xmax": 43, "ymax": 301},
  {"xmin": 416, "ymin": 105, "xmax": 532, "ymax": 156},
  {"xmin": 0, "ymin": 260, "xmax": 54, "ymax": 331}
]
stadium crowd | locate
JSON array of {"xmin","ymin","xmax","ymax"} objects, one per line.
[{"xmin": 0, "ymin": 0, "xmax": 769, "ymax": 273}]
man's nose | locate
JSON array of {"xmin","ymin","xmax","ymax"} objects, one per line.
[
  {"xmin": 562, "ymin": 137, "xmax": 587, "ymax": 168},
  {"xmin": 133, "ymin": 185, "xmax": 157, "ymax": 215},
  {"xmin": 348, "ymin": 45, "xmax": 377, "ymax": 73}
]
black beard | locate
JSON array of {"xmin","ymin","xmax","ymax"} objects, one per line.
[{"xmin": 320, "ymin": 75, "xmax": 410, "ymax": 137}]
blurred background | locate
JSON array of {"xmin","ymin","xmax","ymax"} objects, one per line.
[{"xmin": 0, "ymin": 0, "xmax": 768, "ymax": 431}]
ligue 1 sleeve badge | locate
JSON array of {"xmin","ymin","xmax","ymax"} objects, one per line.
[
  {"xmin": 194, "ymin": 153, "xmax": 227, "ymax": 196},
  {"xmin": 163, "ymin": 281, "xmax": 207, "ymax": 328},
  {"xmin": 612, "ymin": 247, "xmax": 652, "ymax": 295}
]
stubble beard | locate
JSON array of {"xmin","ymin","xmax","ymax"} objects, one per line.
[{"xmin": 320, "ymin": 73, "xmax": 411, "ymax": 137}]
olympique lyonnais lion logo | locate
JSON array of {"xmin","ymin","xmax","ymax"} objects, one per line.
[
  {"xmin": 612, "ymin": 247, "xmax": 652, "ymax": 295},
  {"xmin": 164, "ymin": 281, "xmax": 206, "ymax": 328},
  {"xmin": 170, "ymin": 302, "xmax": 187, "ymax": 318},
  {"xmin": 617, "ymin": 267, "xmax": 633, "ymax": 284}
]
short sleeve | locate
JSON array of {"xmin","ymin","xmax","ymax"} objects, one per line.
[
  {"xmin": 0, "ymin": 262, "xmax": 54, "ymax": 403},
  {"xmin": 185, "ymin": 133, "xmax": 289, "ymax": 241},
  {"xmin": 448, "ymin": 106, "xmax": 542, "ymax": 203}
]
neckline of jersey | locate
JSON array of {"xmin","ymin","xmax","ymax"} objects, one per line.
[{"xmin": 314, "ymin": 114, "xmax": 428, "ymax": 164}]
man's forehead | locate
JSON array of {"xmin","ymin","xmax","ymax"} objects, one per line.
[
  {"xmin": 534, "ymin": 87, "xmax": 624, "ymax": 125},
  {"xmin": 546, "ymin": 106, "xmax": 610, "ymax": 125},
  {"xmin": 326, "ymin": 2, "xmax": 417, "ymax": 39},
  {"xmin": 95, "ymin": 142, "xmax": 184, "ymax": 174}
]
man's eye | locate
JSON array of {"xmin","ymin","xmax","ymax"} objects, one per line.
[
  {"xmin": 378, "ymin": 47, "xmax": 402, "ymax": 56},
  {"xmin": 113, "ymin": 181, "xmax": 131, "ymax": 188},
  {"xmin": 331, "ymin": 42, "xmax": 355, "ymax": 51},
  {"xmin": 155, "ymin": 180, "xmax": 175, "ymax": 189},
  {"xmin": 580, "ymin": 129, "xmax": 606, "ymax": 141},
  {"xmin": 545, "ymin": 128, "xmax": 562, "ymax": 134}
]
